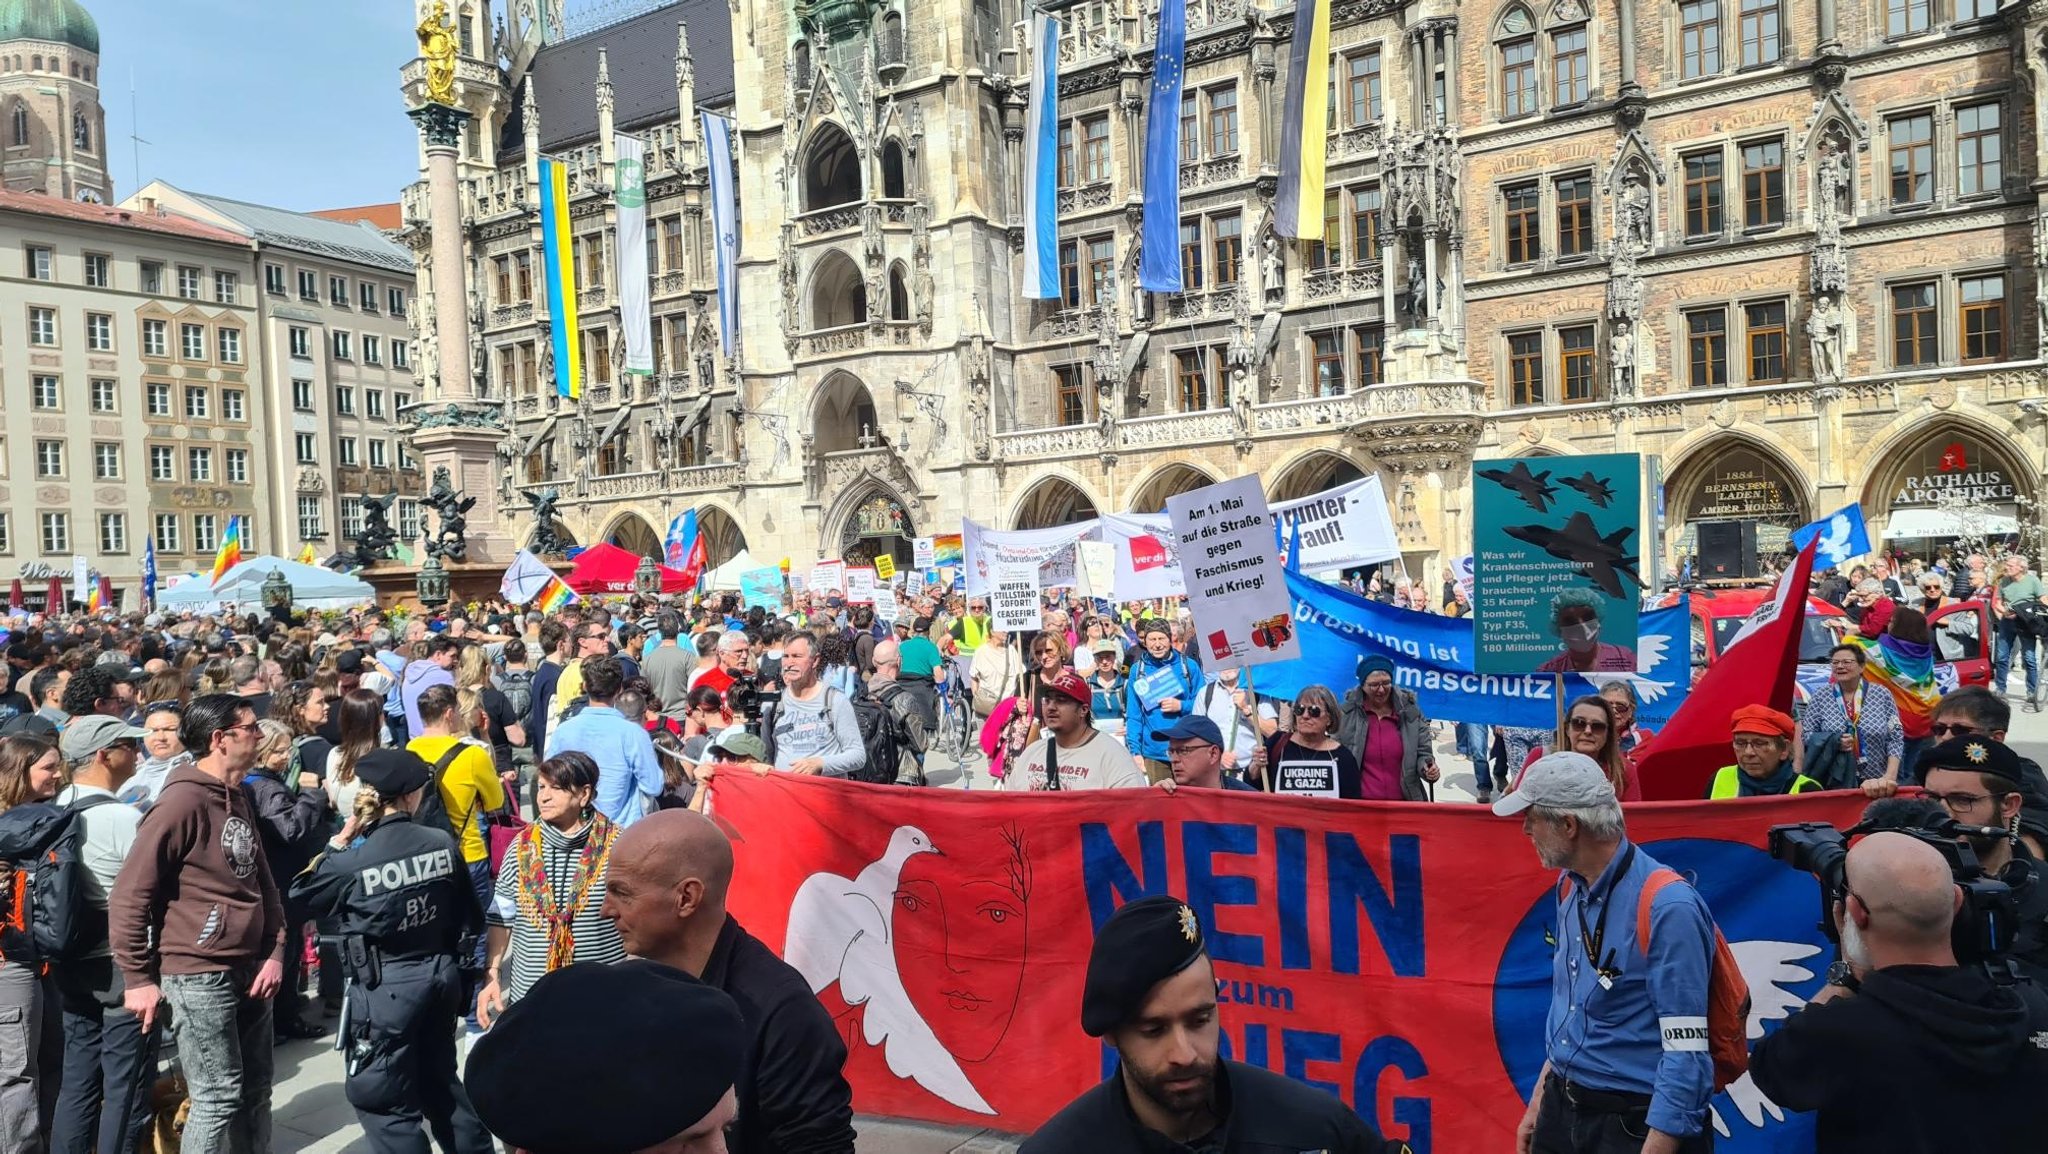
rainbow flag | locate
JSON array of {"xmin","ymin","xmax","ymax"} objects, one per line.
[
  {"xmin": 537, "ymin": 156, "xmax": 582, "ymax": 399},
  {"xmin": 1851, "ymin": 630, "xmax": 1939, "ymax": 739},
  {"xmin": 209, "ymin": 516, "xmax": 243, "ymax": 588},
  {"xmin": 1271, "ymin": 0, "xmax": 1331, "ymax": 238},
  {"xmin": 536, "ymin": 574, "xmax": 578, "ymax": 614},
  {"xmin": 85, "ymin": 581, "xmax": 101, "ymax": 614},
  {"xmin": 932, "ymin": 533, "xmax": 963, "ymax": 568}
]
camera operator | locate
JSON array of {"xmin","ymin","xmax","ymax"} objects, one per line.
[
  {"xmin": 1918, "ymin": 734, "xmax": 2048, "ymax": 983},
  {"xmin": 1748, "ymin": 831, "xmax": 2048, "ymax": 1152}
]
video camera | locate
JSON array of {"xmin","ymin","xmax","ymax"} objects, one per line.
[
  {"xmin": 1768, "ymin": 810, "xmax": 2019, "ymax": 967},
  {"xmin": 725, "ymin": 673, "xmax": 779, "ymax": 726}
]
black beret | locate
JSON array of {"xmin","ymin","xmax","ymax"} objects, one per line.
[
  {"xmin": 334, "ymin": 649, "xmax": 365, "ymax": 675},
  {"xmin": 465, "ymin": 961, "xmax": 744, "ymax": 1154},
  {"xmin": 1922, "ymin": 735, "xmax": 2026, "ymax": 786},
  {"xmin": 1081, "ymin": 894, "xmax": 1207, "ymax": 1037},
  {"xmin": 354, "ymin": 749, "xmax": 431, "ymax": 798}
]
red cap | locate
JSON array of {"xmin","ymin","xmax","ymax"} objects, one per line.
[
  {"xmin": 1730, "ymin": 704, "xmax": 1796, "ymax": 740},
  {"xmin": 1038, "ymin": 668, "xmax": 1092, "ymax": 706}
]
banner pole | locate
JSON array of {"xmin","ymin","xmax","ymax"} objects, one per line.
[
  {"xmin": 1554, "ymin": 672, "xmax": 1566, "ymax": 734},
  {"xmin": 1246, "ymin": 665, "xmax": 1275, "ymax": 793}
]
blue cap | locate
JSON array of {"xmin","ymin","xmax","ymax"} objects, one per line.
[{"xmin": 1160, "ymin": 715, "xmax": 1224, "ymax": 747}]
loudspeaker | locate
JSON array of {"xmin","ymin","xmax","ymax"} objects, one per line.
[{"xmin": 1697, "ymin": 520, "xmax": 1759, "ymax": 579}]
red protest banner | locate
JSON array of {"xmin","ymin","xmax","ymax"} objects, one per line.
[{"xmin": 710, "ymin": 774, "xmax": 1868, "ymax": 1150}]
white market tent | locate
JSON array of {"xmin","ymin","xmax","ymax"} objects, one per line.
[
  {"xmin": 700, "ymin": 549, "xmax": 760, "ymax": 591},
  {"xmin": 159, "ymin": 556, "xmax": 377, "ymax": 611}
]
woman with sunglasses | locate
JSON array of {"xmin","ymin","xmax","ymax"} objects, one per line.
[
  {"xmin": 1257, "ymin": 685, "xmax": 1361, "ymax": 798},
  {"xmin": 1519, "ymin": 694, "xmax": 1640, "ymax": 800},
  {"xmin": 1335, "ymin": 656, "xmax": 1438, "ymax": 801}
]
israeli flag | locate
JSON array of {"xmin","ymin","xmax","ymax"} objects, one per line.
[
  {"xmin": 1789, "ymin": 502, "xmax": 1870, "ymax": 570},
  {"xmin": 1021, "ymin": 10, "xmax": 1060, "ymax": 299}
]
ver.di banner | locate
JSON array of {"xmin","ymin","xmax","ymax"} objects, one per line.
[{"xmin": 713, "ymin": 772, "xmax": 1867, "ymax": 1151}]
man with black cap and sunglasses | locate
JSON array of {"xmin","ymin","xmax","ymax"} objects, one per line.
[
  {"xmin": 291, "ymin": 749, "xmax": 493, "ymax": 1154},
  {"xmin": 1023, "ymin": 895, "xmax": 1406, "ymax": 1153},
  {"xmin": 1917, "ymin": 734, "xmax": 2048, "ymax": 984}
]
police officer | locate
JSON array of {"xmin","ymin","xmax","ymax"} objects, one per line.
[
  {"xmin": 1023, "ymin": 895, "xmax": 1409, "ymax": 1154},
  {"xmin": 464, "ymin": 960, "xmax": 745, "ymax": 1154},
  {"xmin": 291, "ymin": 749, "xmax": 494, "ymax": 1154},
  {"xmin": 1918, "ymin": 734, "xmax": 2048, "ymax": 983}
]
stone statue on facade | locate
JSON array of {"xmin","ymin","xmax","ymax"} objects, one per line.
[
  {"xmin": 967, "ymin": 386, "xmax": 991, "ymax": 461},
  {"xmin": 418, "ymin": 0, "xmax": 459, "ymax": 105},
  {"xmin": 862, "ymin": 202, "xmax": 885, "ymax": 264},
  {"xmin": 1259, "ymin": 231, "xmax": 1283, "ymax": 302},
  {"xmin": 1807, "ymin": 294, "xmax": 1846, "ymax": 384},
  {"xmin": 1617, "ymin": 170, "xmax": 1652, "ymax": 255},
  {"xmin": 1815, "ymin": 138, "xmax": 1850, "ymax": 225},
  {"xmin": 423, "ymin": 467, "xmax": 477, "ymax": 563},
  {"xmin": 524, "ymin": 488, "xmax": 572, "ymax": 556},
  {"xmin": 1609, "ymin": 320, "xmax": 1637, "ymax": 398},
  {"xmin": 353, "ymin": 492, "xmax": 400, "ymax": 569}
]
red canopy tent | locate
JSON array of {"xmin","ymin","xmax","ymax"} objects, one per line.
[{"xmin": 561, "ymin": 543, "xmax": 694, "ymax": 595}]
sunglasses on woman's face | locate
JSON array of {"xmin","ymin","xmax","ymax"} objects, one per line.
[{"xmin": 1295, "ymin": 704, "xmax": 1326, "ymax": 718}]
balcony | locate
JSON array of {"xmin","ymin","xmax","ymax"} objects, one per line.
[
  {"xmin": 1178, "ymin": 156, "xmax": 1241, "ymax": 191},
  {"xmin": 1056, "ymin": 181, "xmax": 1114, "ymax": 215},
  {"xmin": 586, "ymin": 470, "xmax": 662, "ymax": 498},
  {"xmin": 804, "ymin": 323, "xmax": 870, "ymax": 355},
  {"xmin": 577, "ymin": 285, "xmax": 608, "ymax": 311},
  {"xmin": 1302, "ymin": 265, "xmax": 1385, "ymax": 304},
  {"xmin": 488, "ymin": 302, "xmax": 534, "ymax": 327},
  {"xmin": 799, "ymin": 205, "xmax": 862, "ymax": 237}
]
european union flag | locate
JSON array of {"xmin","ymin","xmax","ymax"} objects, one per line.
[{"xmin": 1137, "ymin": 0, "xmax": 1186, "ymax": 292}]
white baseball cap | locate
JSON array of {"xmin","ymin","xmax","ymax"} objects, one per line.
[{"xmin": 1491, "ymin": 751, "xmax": 1616, "ymax": 817}]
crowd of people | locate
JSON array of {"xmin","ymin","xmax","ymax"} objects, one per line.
[{"xmin": 0, "ymin": 550, "xmax": 2045, "ymax": 1152}]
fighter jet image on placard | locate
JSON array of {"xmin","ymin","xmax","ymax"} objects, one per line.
[
  {"xmin": 1560, "ymin": 471, "xmax": 1616, "ymax": 508},
  {"xmin": 1504, "ymin": 512, "xmax": 1647, "ymax": 598},
  {"xmin": 1476, "ymin": 461, "xmax": 1558, "ymax": 513}
]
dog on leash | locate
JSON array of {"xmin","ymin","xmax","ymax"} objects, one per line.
[{"xmin": 144, "ymin": 1072, "xmax": 188, "ymax": 1154}]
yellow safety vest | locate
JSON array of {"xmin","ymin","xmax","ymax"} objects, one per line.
[
  {"xmin": 954, "ymin": 614, "xmax": 989, "ymax": 653},
  {"xmin": 1709, "ymin": 765, "xmax": 1820, "ymax": 799}
]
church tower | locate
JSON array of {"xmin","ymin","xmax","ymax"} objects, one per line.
[{"xmin": 0, "ymin": 0, "xmax": 110, "ymax": 202}]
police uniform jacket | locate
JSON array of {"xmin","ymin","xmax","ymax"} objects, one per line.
[
  {"xmin": 1021, "ymin": 1059, "xmax": 1404, "ymax": 1154},
  {"xmin": 290, "ymin": 813, "xmax": 482, "ymax": 961},
  {"xmin": 699, "ymin": 916, "xmax": 856, "ymax": 1154}
]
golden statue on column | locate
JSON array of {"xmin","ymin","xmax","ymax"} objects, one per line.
[{"xmin": 417, "ymin": 0, "xmax": 458, "ymax": 105}]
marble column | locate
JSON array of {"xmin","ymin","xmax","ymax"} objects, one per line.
[{"xmin": 413, "ymin": 103, "xmax": 475, "ymax": 401}]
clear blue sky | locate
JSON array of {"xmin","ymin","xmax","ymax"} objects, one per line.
[{"xmin": 95, "ymin": 0, "xmax": 423, "ymax": 210}]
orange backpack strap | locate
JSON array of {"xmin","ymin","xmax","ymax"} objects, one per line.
[{"xmin": 1635, "ymin": 867, "xmax": 1683, "ymax": 947}]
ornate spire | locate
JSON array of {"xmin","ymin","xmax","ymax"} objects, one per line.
[
  {"xmin": 675, "ymin": 20, "xmax": 694, "ymax": 91},
  {"xmin": 595, "ymin": 47, "xmax": 614, "ymax": 115}
]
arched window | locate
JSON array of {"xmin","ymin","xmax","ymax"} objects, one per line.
[
  {"xmin": 792, "ymin": 40, "xmax": 813, "ymax": 92},
  {"xmin": 881, "ymin": 11, "xmax": 905, "ymax": 66},
  {"xmin": 11, "ymin": 104, "xmax": 28, "ymax": 147},
  {"xmin": 888, "ymin": 263, "xmax": 910, "ymax": 320},
  {"xmin": 1496, "ymin": 7, "xmax": 1538, "ymax": 118},
  {"xmin": 73, "ymin": 110, "xmax": 90, "ymax": 151},
  {"xmin": 809, "ymin": 251, "xmax": 868, "ymax": 329},
  {"xmin": 30, "ymin": 55, "xmax": 41, "ymax": 71},
  {"xmin": 881, "ymin": 141, "xmax": 906, "ymax": 198},
  {"xmin": 802, "ymin": 123, "xmax": 862, "ymax": 211}
]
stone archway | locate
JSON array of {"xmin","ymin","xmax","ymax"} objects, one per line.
[
  {"xmin": 833, "ymin": 484, "xmax": 916, "ymax": 571},
  {"xmin": 604, "ymin": 511, "xmax": 663, "ymax": 558},
  {"xmin": 1011, "ymin": 474, "xmax": 1099, "ymax": 529},
  {"xmin": 801, "ymin": 122, "xmax": 861, "ymax": 211},
  {"xmin": 1127, "ymin": 462, "xmax": 1219, "ymax": 513},
  {"xmin": 1664, "ymin": 438, "xmax": 1813, "ymax": 554},
  {"xmin": 1267, "ymin": 450, "xmax": 1368, "ymax": 503},
  {"xmin": 811, "ymin": 370, "xmax": 881, "ymax": 455},
  {"xmin": 695, "ymin": 505, "xmax": 748, "ymax": 568},
  {"xmin": 1860, "ymin": 420, "xmax": 2035, "ymax": 548}
]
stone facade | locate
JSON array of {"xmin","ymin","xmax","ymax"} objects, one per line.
[{"xmin": 408, "ymin": 0, "xmax": 2048, "ymax": 587}]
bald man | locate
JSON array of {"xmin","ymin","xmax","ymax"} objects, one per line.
[
  {"xmin": 1750, "ymin": 832, "xmax": 2048, "ymax": 1152},
  {"xmin": 600, "ymin": 810, "xmax": 855, "ymax": 1154}
]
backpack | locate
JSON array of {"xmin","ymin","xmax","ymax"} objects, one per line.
[
  {"xmin": 411, "ymin": 743, "xmax": 466, "ymax": 844},
  {"xmin": 845, "ymin": 685, "xmax": 902, "ymax": 785},
  {"xmin": 1562, "ymin": 865, "xmax": 1753, "ymax": 1092},
  {"xmin": 497, "ymin": 668, "xmax": 535, "ymax": 721},
  {"xmin": 872, "ymin": 681, "xmax": 929, "ymax": 756},
  {"xmin": 0, "ymin": 794, "xmax": 118, "ymax": 963}
]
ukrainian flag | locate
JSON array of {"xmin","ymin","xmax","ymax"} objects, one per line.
[
  {"xmin": 1272, "ymin": 0, "xmax": 1331, "ymax": 239},
  {"xmin": 538, "ymin": 156, "xmax": 582, "ymax": 399}
]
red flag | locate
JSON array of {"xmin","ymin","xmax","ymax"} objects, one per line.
[
  {"xmin": 7, "ymin": 579, "xmax": 20, "ymax": 611},
  {"xmin": 1635, "ymin": 536, "xmax": 1819, "ymax": 800},
  {"xmin": 44, "ymin": 576, "xmax": 65, "ymax": 613},
  {"xmin": 680, "ymin": 533, "xmax": 709, "ymax": 591}
]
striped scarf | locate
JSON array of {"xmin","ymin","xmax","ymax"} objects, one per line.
[
  {"xmin": 513, "ymin": 812, "xmax": 617, "ymax": 973},
  {"xmin": 1851, "ymin": 632, "xmax": 1938, "ymax": 739}
]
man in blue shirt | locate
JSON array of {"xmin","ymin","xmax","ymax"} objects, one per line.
[
  {"xmin": 546, "ymin": 653, "xmax": 662, "ymax": 827},
  {"xmin": 1494, "ymin": 752, "xmax": 1716, "ymax": 1153}
]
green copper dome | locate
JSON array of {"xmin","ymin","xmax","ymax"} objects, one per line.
[{"xmin": 0, "ymin": 0, "xmax": 100, "ymax": 54}]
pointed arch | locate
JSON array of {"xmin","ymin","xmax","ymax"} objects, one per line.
[
  {"xmin": 693, "ymin": 502, "xmax": 749, "ymax": 568},
  {"xmin": 810, "ymin": 369, "xmax": 880, "ymax": 454},
  {"xmin": 1010, "ymin": 473, "xmax": 1101, "ymax": 529},
  {"xmin": 887, "ymin": 261, "xmax": 910, "ymax": 321},
  {"xmin": 801, "ymin": 121, "xmax": 861, "ymax": 211},
  {"xmin": 603, "ymin": 511, "xmax": 663, "ymax": 558},
  {"xmin": 881, "ymin": 138, "xmax": 907, "ymax": 198},
  {"xmin": 808, "ymin": 249, "xmax": 867, "ymax": 329},
  {"xmin": 1127, "ymin": 462, "xmax": 1220, "ymax": 513},
  {"xmin": 1493, "ymin": 4, "xmax": 1539, "ymax": 118},
  {"xmin": 1267, "ymin": 449, "xmax": 1369, "ymax": 503},
  {"xmin": 10, "ymin": 100, "xmax": 29, "ymax": 148},
  {"xmin": 1662, "ymin": 431, "xmax": 1815, "ymax": 539},
  {"xmin": 1857, "ymin": 409, "xmax": 2038, "ymax": 541}
]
